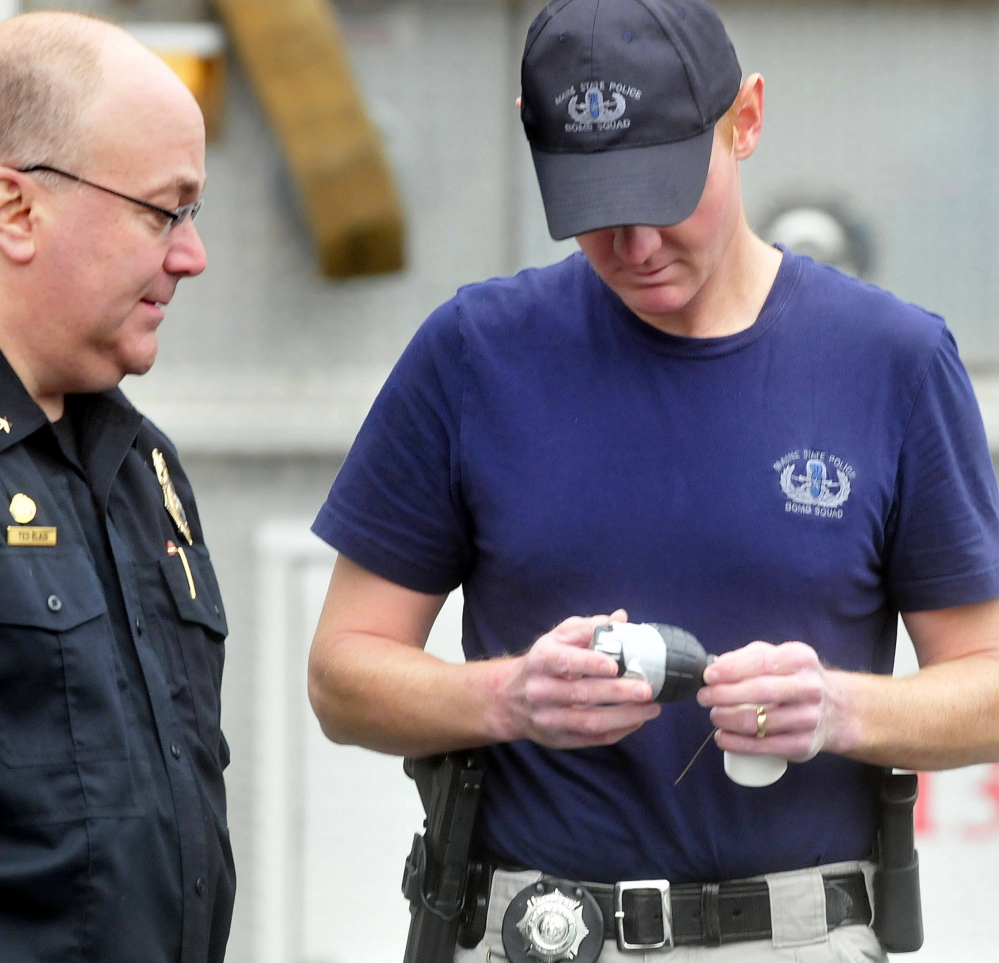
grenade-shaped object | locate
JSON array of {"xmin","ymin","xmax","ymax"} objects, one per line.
[{"xmin": 590, "ymin": 622, "xmax": 711, "ymax": 702}]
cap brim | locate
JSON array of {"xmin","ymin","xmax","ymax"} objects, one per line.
[{"xmin": 531, "ymin": 127, "xmax": 716, "ymax": 241}]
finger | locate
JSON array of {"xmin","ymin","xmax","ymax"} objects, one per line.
[
  {"xmin": 709, "ymin": 703, "xmax": 774, "ymax": 738},
  {"xmin": 710, "ymin": 703, "xmax": 821, "ymax": 741},
  {"xmin": 532, "ymin": 612, "xmax": 633, "ymax": 678},
  {"xmin": 701, "ymin": 673, "xmax": 824, "ymax": 710},
  {"xmin": 713, "ymin": 727, "xmax": 817, "ymax": 763},
  {"xmin": 527, "ymin": 673, "xmax": 654, "ymax": 708},
  {"xmin": 529, "ymin": 637, "xmax": 621, "ymax": 680},
  {"xmin": 704, "ymin": 641, "xmax": 817, "ymax": 684},
  {"xmin": 703, "ymin": 640, "xmax": 817, "ymax": 685},
  {"xmin": 545, "ymin": 611, "xmax": 629, "ymax": 649},
  {"xmin": 533, "ymin": 701, "xmax": 661, "ymax": 747}
]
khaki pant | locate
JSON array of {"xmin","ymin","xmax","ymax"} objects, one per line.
[{"xmin": 455, "ymin": 863, "xmax": 886, "ymax": 963}]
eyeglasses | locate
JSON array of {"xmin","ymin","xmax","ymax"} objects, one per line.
[{"xmin": 16, "ymin": 163, "xmax": 203, "ymax": 234}]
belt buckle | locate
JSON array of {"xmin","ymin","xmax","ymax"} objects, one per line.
[{"xmin": 613, "ymin": 879, "xmax": 673, "ymax": 952}]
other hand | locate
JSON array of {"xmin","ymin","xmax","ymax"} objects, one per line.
[{"xmin": 697, "ymin": 640, "xmax": 848, "ymax": 762}]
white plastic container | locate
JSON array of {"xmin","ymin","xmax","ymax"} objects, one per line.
[{"xmin": 724, "ymin": 751, "xmax": 788, "ymax": 787}]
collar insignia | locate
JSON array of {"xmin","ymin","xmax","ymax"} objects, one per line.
[{"xmin": 0, "ymin": 417, "xmax": 10, "ymax": 433}]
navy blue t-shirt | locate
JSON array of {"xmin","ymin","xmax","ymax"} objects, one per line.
[{"xmin": 313, "ymin": 250, "xmax": 999, "ymax": 884}]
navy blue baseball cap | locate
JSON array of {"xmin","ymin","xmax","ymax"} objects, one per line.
[{"xmin": 521, "ymin": 0, "xmax": 742, "ymax": 240}]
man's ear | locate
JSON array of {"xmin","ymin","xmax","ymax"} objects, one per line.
[
  {"xmin": 0, "ymin": 169, "xmax": 38, "ymax": 264},
  {"xmin": 731, "ymin": 73, "xmax": 765, "ymax": 162}
]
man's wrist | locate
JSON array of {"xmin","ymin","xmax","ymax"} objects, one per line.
[{"xmin": 478, "ymin": 654, "xmax": 523, "ymax": 744}]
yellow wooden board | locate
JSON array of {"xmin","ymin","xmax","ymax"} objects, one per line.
[
  {"xmin": 127, "ymin": 24, "xmax": 227, "ymax": 143},
  {"xmin": 157, "ymin": 52, "xmax": 225, "ymax": 142},
  {"xmin": 215, "ymin": 0, "xmax": 405, "ymax": 277}
]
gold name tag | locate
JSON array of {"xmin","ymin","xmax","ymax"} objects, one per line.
[{"xmin": 7, "ymin": 526, "xmax": 57, "ymax": 546}]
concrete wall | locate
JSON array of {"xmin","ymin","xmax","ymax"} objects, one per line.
[{"xmin": 725, "ymin": 0, "xmax": 999, "ymax": 366}]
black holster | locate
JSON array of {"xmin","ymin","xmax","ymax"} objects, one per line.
[
  {"xmin": 401, "ymin": 752, "xmax": 489, "ymax": 963},
  {"xmin": 872, "ymin": 770, "xmax": 923, "ymax": 952}
]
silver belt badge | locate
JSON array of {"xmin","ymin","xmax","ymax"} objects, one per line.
[{"xmin": 502, "ymin": 879, "xmax": 603, "ymax": 963}]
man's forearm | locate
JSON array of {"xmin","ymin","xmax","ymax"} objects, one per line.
[
  {"xmin": 829, "ymin": 654, "xmax": 999, "ymax": 770},
  {"xmin": 701, "ymin": 611, "xmax": 999, "ymax": 770},
  {"xmin": 310, "ymin": 556, "xmax": 665, "ymax": 755},
  {"xmin": 308, "ymin": 610, "xmax": 662, "ymax": 756},
  {"xmin": 308, "ymin": 634, "xmax": 513, "ymax": 757}
]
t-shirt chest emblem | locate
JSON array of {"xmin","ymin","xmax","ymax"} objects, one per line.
[{"xmin": 774, "ymin": 448, "xmax": 855, "ymax": 519}]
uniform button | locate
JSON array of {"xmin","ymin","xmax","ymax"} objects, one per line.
[
  {"xmin": 170, "ymin": 743, "xmax": 182, "ymax": 759},
  {"xmin": 47, "ymin": 595, "xmax": 62, "ymax": 612},
  {"xmin": 135, "ymin": 617, "xmax": 143, "ymax": 635},
  {"xmin": 195, "ymin": 877, "xmax": 206, "ymax": 896}
]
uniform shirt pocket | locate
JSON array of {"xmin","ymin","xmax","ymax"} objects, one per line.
[
  {"xmin": 0, "ymin": 546, "xmax": 126, "ymax": 766},
  {"xmin": 0, "ymin": 546, "xmax": 137, "ymax": 823},
  {"xmin": 157, "ymin": 546, "xmax": 228, "ymax": 755},
  {"xmin": 159, "ymin": 545, "xmax": 228, "ymax": 638}
]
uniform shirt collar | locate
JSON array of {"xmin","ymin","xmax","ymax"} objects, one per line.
[
  {"xmin": 0, "ymin": 346, "xmax": 140, "ymax": 455},
  {"xmin": 0, "ymin": 348, "xmax": 48, "ymax": 452}
]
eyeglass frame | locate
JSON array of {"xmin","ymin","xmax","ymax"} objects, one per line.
[{"xmin": 15, "ymin": 163, "xmax": 203, "ymax": 234}]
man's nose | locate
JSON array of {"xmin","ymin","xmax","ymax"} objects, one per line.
[
  {"xmin": 164, "ymin": 219, "xmax": 208, "ymax": 277},
  {"xmin": 612, "ymin": 225, "xmax": 664, "ymax": 264}
]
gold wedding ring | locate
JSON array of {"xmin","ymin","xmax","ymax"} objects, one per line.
[{"xmin": 756, "ymin": 705, "xmax": 767, "ymax": 739}]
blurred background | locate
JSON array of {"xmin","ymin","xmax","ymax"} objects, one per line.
[{"xmin": 6, "ymin": 0, "xmax": 999, "ymax": 960}]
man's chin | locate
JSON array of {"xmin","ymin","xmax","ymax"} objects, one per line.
[
  {"xmin": 121, "ymin": 341, "xmax": 160, "ymax": 378},
  {"xmin": 101, "ymin": 354, "xmax": 158, "ymax": 390},
  {"xmin": 126, "ymin": 356, "xmax": 158, "ymax": 377},
  {"xmin": 624, "ymin": 289, "xmax": 693, "ymax": 325}
]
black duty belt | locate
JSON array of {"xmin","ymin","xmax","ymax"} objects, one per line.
[{"xmin": 576, "ymin": 871, "xmax": 871, "ymax": 948}]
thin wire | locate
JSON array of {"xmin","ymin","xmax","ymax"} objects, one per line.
[{"xmin": 673, "ymin": 728, "xmax": 719, "ymax": 786}]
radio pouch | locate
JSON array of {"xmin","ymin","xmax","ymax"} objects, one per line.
[{"xmin": 872, "ymin": 770, "xmax": 923, "ymax": 953}]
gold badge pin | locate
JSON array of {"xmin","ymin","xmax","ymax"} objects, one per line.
[
  {"xmin": 9, "ymin": 493, "xmax": 37, "ymax": 524},
  {"xmin": 0, "ymin": 417, "xmax": 10, "ymax": 433},
  {"xmin": 151, "ymin": 448, "xmax": 193, "ymax": 545}
]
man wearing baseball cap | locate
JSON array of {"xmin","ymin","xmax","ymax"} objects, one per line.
[{"xmin": 308, "ymin": 1, "xmax": 999, "ymax": 960}]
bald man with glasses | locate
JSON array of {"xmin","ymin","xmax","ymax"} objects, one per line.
[{"xmin": 0, "ymin": 12, "xmax": 232, "ymax": 963}]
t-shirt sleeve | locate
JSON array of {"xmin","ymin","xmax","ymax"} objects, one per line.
[
  {"xmin": 312, "ymin": 302, "xmax": 473, "ymax": 595},
  {"xmin": 887, "ymin": 327, "xmax": 999, "ymax": 611}
]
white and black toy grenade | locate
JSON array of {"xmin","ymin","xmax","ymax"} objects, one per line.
[{"xmin": 591, "ymin": 622, "xmax": 787, "ymax": 787}]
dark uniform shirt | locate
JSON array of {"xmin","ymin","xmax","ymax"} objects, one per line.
[{"xmin": 0, "ymin": 352, "xmax": 234, "ymax": 962}]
